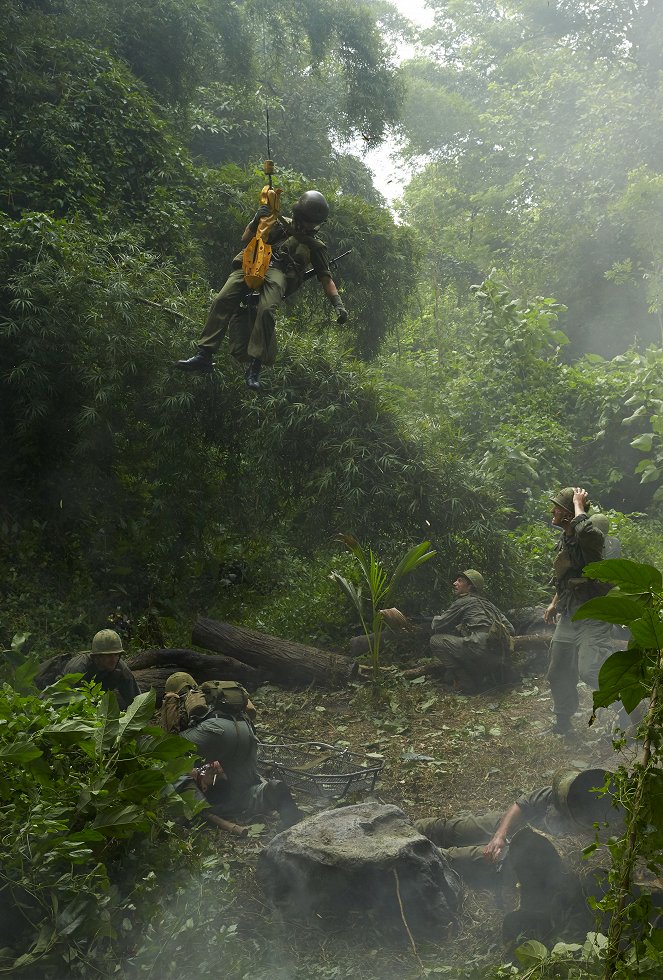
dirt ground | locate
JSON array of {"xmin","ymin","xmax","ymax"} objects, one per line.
[{"xmin": 205, "ymin": 657, "xmax": 632, "ymax": 978}]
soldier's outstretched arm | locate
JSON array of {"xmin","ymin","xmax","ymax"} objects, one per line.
[{"xmin": 483, "ymin": 803, "xmax": 524, "ymax": 863}]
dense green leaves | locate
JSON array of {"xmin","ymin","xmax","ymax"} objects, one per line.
[{"xmin": 0, "ymin": 678, "xmax": 196, "ymax": 971}]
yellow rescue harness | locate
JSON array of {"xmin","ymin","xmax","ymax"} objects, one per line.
[{"xmin": 242, "ymin": 159, "xmax": 282, "ymax": 289}]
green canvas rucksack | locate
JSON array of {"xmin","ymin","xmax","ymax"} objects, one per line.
[{"xmin": 199, "ymin": 680, "xmax": 252, "ymax": 718}]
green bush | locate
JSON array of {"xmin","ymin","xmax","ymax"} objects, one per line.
[{"xmin": 0, "ymin": 678, "xmax": 197, "ymax": 973}]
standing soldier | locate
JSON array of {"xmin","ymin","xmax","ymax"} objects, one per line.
[{"xmin": 544, "ymin": 487, "xmax": 614, "ymax": 735}]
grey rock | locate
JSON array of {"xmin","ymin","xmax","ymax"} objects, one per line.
[{"xmin": 258, "ymin": 802, "xmax": 462, "ymax": 938}]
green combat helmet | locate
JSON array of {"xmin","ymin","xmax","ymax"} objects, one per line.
[
  {"xmin": 91, "ymin": 629, "xmax": 124, "ymax": 656},
  {"xmin": 549, "ymin": 487, "xmax": 575, "ymax": 513},
  {"xmin": 550, "ymin": 487, "xmax": 591, "ymax": 514},
  {"xmin": 552, "ymin": 767, "xmax": 617, "ymax": 828},
  {"xmin": 459, "ymin": 569, "xmax": 485, "ymax": 594},
  {"xmin": 164, "ymin": 672, "xmax": 196, "ymax": 695}
]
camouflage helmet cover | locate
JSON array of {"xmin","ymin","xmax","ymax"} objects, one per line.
[
  {"xmin": 91, "ymin": 629, "xmax": 124, "ymax": 656},
  {"xmin": 292, "ymin": 190, "xmax": 329, "ymax": 225},
  {"xmin": 457, "ymin": 569, "xmax": 485, "ymax": 593},
  {"xmin": 164, "ymin": 671, "xmax": 196, "ymax": 694}
]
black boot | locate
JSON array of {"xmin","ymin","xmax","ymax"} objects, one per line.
[
  {"xmin": 174, "ymin": 347, "xmax": 214, "ymax": 373},
  {"xmin": 245, "ymin": 357, "xmax": 262, "ymax": 390}
]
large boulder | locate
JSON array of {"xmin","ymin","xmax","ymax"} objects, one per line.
[{"xmin": 258, "ymin": 803, "xmax": 462, "ymax": 938}]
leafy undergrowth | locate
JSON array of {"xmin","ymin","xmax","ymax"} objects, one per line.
[{"xmin": 122, "ymin": 666, "xmax": 624, "ymax": 980}]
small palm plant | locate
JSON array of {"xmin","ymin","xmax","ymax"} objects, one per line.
[{"xmin": 331, "ymin": 534, "xmax": 436, "ymax": 693}]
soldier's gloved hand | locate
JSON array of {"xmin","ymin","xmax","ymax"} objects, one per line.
[
  {"xmin": 254, "ymin": 205, "xmax": 272, "ymax": 221},
  {"xmin": 330, "ymin": 294, "xmax": 348, "ymax": 324}
]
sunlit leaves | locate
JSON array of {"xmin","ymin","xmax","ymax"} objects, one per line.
[{"xmin": 583, "ymin": 559, "xmax": 662, "ymax": 595}]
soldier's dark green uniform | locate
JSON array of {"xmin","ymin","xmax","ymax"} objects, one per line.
[
  {"xmin": 429, "ymin": 592, "xmax": 514, "ymax": 691},
  {"xmin": 180, "ymin": 715, "xmax": 272, "ymax": 819},
  {"xmin": 200, "ymin": 215, "xmax": 334, "ymax": 366},
  {"xmin": 416, "ymin": 768, "xmax": 619, "ymax": 885},
  {"xmin": 59, "ymin": 651, "xmax": 140, "ymax": 710},
  {"xmin": 546, "ymin": 493, "xmax": 614, "ymax": 730}
]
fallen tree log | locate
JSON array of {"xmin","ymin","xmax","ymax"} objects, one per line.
[{"xmin": 192, "ymin": 617, "xmax": 356, "ymax": 687}]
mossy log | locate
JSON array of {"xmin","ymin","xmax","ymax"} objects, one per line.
[{"xmin": 192, "ymin": 616, "xmax": 356, "ymax": 687}]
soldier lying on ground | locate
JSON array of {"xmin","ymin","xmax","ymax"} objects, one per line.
[
  {"xmin": 58, "ymin": 629, "xmax": 140, "ymax": 710},
  {"xmin": 415, "ymin": 767, "xmax": 621, "ymax": 886}
]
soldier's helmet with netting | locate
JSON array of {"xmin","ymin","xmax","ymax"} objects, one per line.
[
  {"xmin": 91, "ymin": 629, "xmax": 124, "ymax": 656},
  {"xmin": 292, "ymin": 190, "xmax": 329, "ymax": 226}
]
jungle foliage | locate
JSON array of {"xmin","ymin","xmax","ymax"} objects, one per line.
[
  {"xmin": 1, "ymin": 0, "xmax": 662, "ymax": 658},
  {"xmin": 0, "ymin": 676, "xmax": 203, "ymax": 975}
]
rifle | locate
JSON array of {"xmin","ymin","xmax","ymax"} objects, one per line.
[{"xmin": 303, "ymin": 248, "xmax": 352, "ymax": 282}]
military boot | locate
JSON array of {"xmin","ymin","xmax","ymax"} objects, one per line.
[
  {"xmin": 245, "ymin": 357, "xmax": 262, "ymax": 390},
  {"xmin": 174, "ymin": 347, "xmax": 214, "ymax": 373}
]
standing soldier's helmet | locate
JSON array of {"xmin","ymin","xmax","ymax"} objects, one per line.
[
  {"xmin": 460, "ymin": 569, "xmax": 485, "ymax": 593},
  {"xmin": 550, "ymin": 487, "xmax": 590, "ymax": 513},
  {"xmin": 164, "ymin": 672, "xmax": 196, "ymax": 695},
  {"xmin": 293, "ymin": 190, "xmax": 329, "ymax": 226},
  {"xmin": 91, "ymin": 629, "xmax": 124, "ymax": 656}
]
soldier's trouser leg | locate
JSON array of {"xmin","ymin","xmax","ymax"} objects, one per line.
[
  {"xmin": 576, "ymin": 618, "xmax": 614, "ymax": 693},
  {"xmin": 416, "ymin": 811, "xmax": 504, "ymax": 886},
  {"xmin": 229, "ymin": 309, "xmax": 277, "ymax": 365},
  {"xmin": 416, "ymin": 811, "xmax": 502, "ymax": 848},
  {"xmin": 429, "ymin": 634, "xmax": 466, "ymax": 679},
  {"xmin": 247, "ymin": 268, "xmax": 286, "ymax": 361},
  {"xmin": 546, "ymin": 615, "xmax": 578, "ymax": 719},
  {"xmin": 199, "ymin": 269, "xmax": 248, "ymax": 353},
  {"xmin": 429, "ymin": 634, "xmax": 490, "ymax": 691}
]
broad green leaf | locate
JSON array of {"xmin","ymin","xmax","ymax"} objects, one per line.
[
  {"xmin": 515, "ymin": 939, "xmax": 549, "ymax": 966},
  {"xmin": 93, "ymin": 691, "xmax": 121, "ymax": 755},
  {"xmin": 630, "ymin": 432, "xmax": 654, "ymax": 452},
  {"xmin": 329, "ymin": 571, "xmax": 362, "ymax": 617},
  {"xmin": 628, "ymin": 614, "xmax": 663, "ymax": 650},
  {"xmin": 119, "ymin": 769, "xmax": 168, "ymax": 802},
  {"xmin": 385, "ymin": 540, "xmax": 436, "ymax": 602},
  {"xmin": 583, "ymin": 559, "xmax": 662, "ymax": 594},
  {"xmin": 117, "ymin": 689, "xmax": 157, "ymax": 741},
  {"xmin": 0, "ymin": 739, "xmax": 43, "ymax": 763},
  {"xmin": 593, "ymin": 650, "xmax": 648, "ymax": 713},
  {"xmin": 572, "ymin": 594, "xmax": 644, "ymax": 625},
  {"xmin": 91, "ymin": 803, "xmax": 147, "ymax": 832},
  {"xmin": 137, "ymin": 729, "xmax": 197, "ymax": 761},
  {"xmin": 43, "ymin": 719, "xmax": 98, "ymax": 745}
]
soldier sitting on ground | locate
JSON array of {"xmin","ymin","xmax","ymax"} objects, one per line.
[
  {"xmin": 403, "ymin": 570, "xmax": 515, "ymax": 693},
  {"xmin": 58, "ymin": 629, "xmax": 140, "ymax": 710},
  {"xmin": 161, "ymin": 672, "xmax": 302, "ymax": 829}
]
